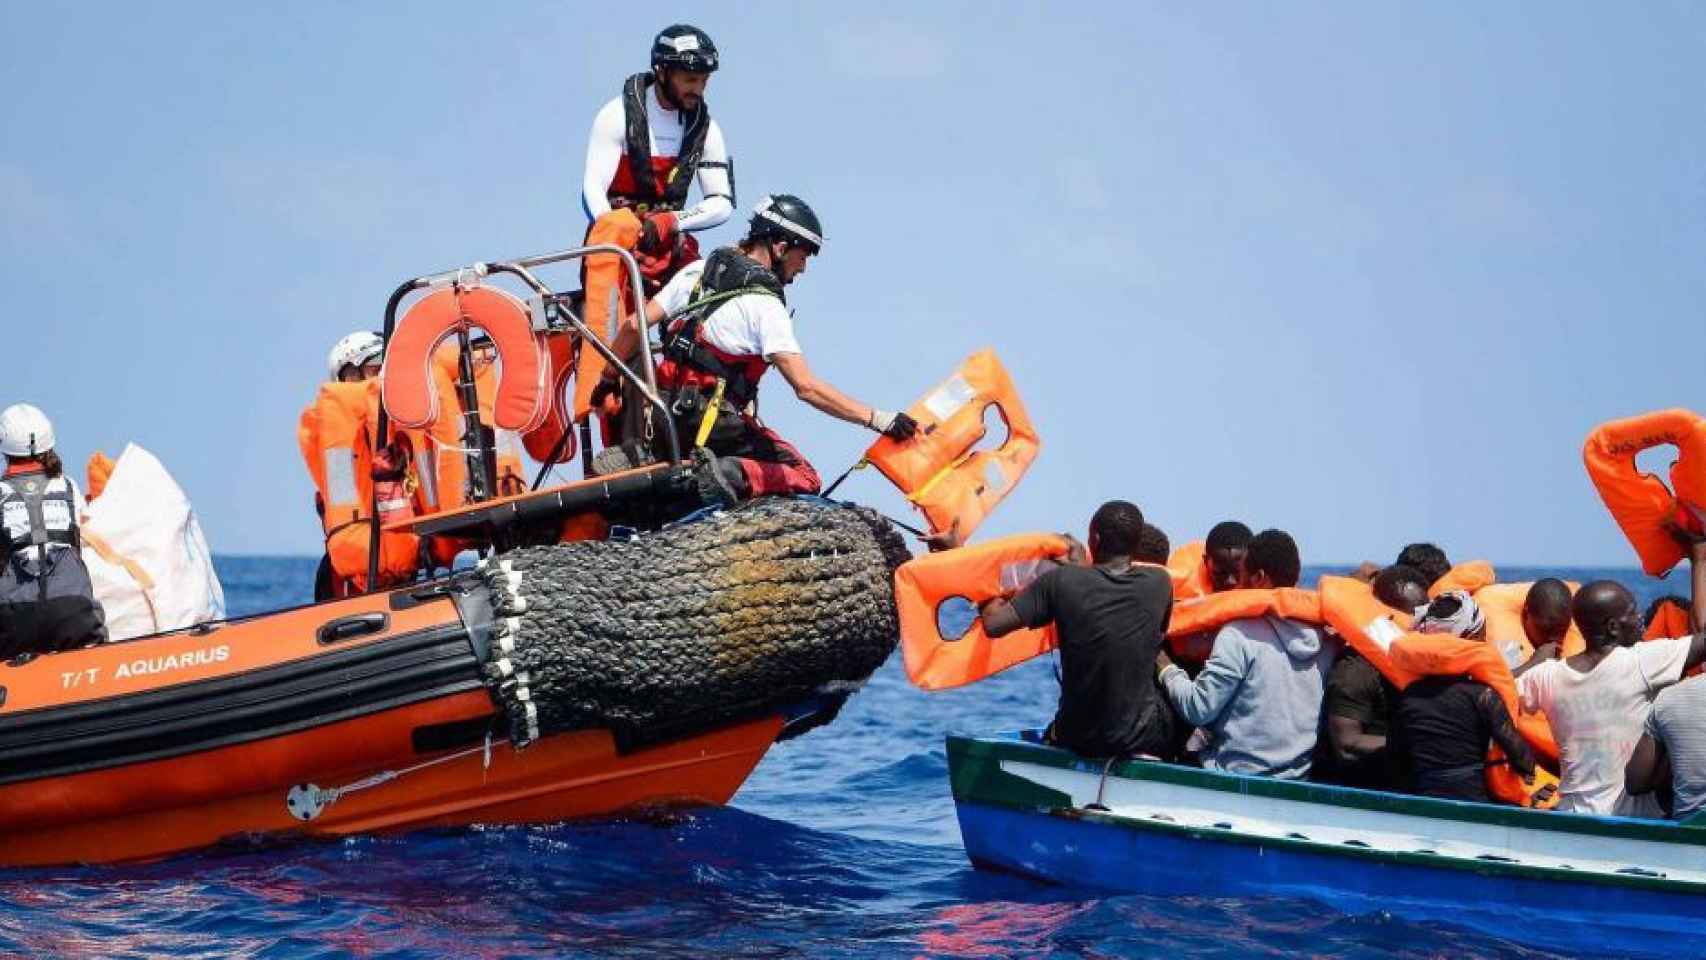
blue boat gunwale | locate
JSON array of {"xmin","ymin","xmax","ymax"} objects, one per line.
[{"xmin": 948, "ymin": 731, "xmax": 1706, "ymax": 896}]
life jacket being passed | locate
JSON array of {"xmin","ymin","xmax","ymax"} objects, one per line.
[
  {"xmin": 655, "ymin": 247, "xmax": 783, "ymax": 412},
  {"xmin": 1165, "ymin": 588, "xmax": 1323, "ymax": 656},
  {"xmin": 298, "ymin": 380, "xmax": 420, "ymax": 595},
  {"xmin": 1165, "ymin": 540, "xmax": 1214, "ymax": 600},
  {"xmin": 1474, "ymin": 581, "xmax": 1586, "ymax": 667},
  {"xmin": 1428, "ymin": 560, "xmax": 1496, "ymax": 599},
  {"xmin": 609, "ymin": 72, "xmax": 712, "ymax": 214},
  {"xmin": 1583, "ymin": 408, "xmax": 1706, "ymax": 577},
  {"xmin": 1645, "ymin": 596, "xmax": 1692, "ymax": 641},
  {"xmin": 894, "ymin": 533, "xmax": 1070, "ymax": 690},
  {"xmin": 381, "ymin": 284, "xmax": 550, "ymax": 437},
  {"xmin": 1321, "ymin": 575, "xmax": 1560, "ymax": 807},
  {"xmin": 866, "ymin": 350, "xmax": 1039, "ymax": 541}
]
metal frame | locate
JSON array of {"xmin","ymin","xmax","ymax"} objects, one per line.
[{"xmin": 367, "ymin": 245, "xmax": 682, "ymax": 589}]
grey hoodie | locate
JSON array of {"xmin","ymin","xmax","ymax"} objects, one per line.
[{"xmin": 1161, "ymin": 615, "xmax": 1336, "ymax": 780}]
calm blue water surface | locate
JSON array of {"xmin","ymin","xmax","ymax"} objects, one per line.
[{"xmin": 0, "ymin": 558, "xmax": 1690, "ymax": 959}]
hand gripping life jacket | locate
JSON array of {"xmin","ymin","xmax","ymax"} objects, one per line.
[
  {"xmin": 574, "ymin": 210, "xmax": 646, "ymax": 423},
  {"xmin": 381, "ymin": 284, "xmax": 551, "ymax": 437},
  {"xmin": 298, "ymin": 380, "xmax": 420, "ymax": 595},
  {"xmin": 1583, "ymin": 408, "xmax": 1706, "ymax": 577},
  {"xmin": 1320, "ymin": 576, "xmax": 1562, "ymax": 807},
  {"xmin": 1165, "ymin": 540, "xmax": 1214, "ymax": 600},
  {"xmin": 656, "ymin": 247, "xmax": 783, "ymax": 412},
  {"xmin": 1474, "ymin": 581, "xmax": 1587, "ymax": 667},
  {"xmin": 866, "ymin": 350, "xmax": 1039, "ymax": 541},
  {"xmin": 894, "ymin": 534, "xmax": 1071, "ymax": 690},
  {"xmin": 610, "ymin": 73, "xmax": 714, "ymax": 214},
  {"xmin": 1428, "ymin": 560, "xmax": 1495, "ymax": 598}
]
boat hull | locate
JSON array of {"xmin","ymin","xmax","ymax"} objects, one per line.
[
  {"xmin": 0, "ymin": 585, "xmax": 785, "ymax": 866},
  {"xmin": 949, "ymin": 733, "xmax": 1706, "ymax": 957}
]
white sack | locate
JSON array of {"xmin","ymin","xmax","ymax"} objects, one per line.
[{"xmin": 81, "ymin": 443, "xmax": 225, "ymax": 641}]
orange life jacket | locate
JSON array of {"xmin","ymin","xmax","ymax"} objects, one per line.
[
  {"xmin": 1474, "ymin": 581, "xmax": 1587, "ymax": 665},
  {"xmin": 297, "ymin": 380, "xmax": 421, "ymax": 595},
  {"xmin": 1320, "ymin": 575, "xmax": 1561, "ymax": 807},
  {"xmin": 866, "ymin": 350, "xmax": 1039, "ymax": 540},
  {"xmin": 381, "ymin": 284, "xmax": 550, "ymax": 436},
  {"xmin": 522, "ymin": 329, "xmax": 580, "ymax": 464},
  {"xmin": 894, "ymin": 533, "xmax": 1071, "ymax": 690},
  {"xmin": 429, "ymin": 344, "xmax": 530, "ymax": 500},
  {"xmin": 1165, "ymin": 540, "xmax": 1214, "ymax": 600},
  {"xmin": 1582, "ymin": 408, "xmax": 1706, "ymax": 577},
  {"xmin": 84, "ymin": 451, "xmax": 115, "ymax": 503},
  {"xmin": 1645, "ymin": 597, "xmax": 1692, "ymax": 641},
  {"xmin": 1166, "ymin": 588, "xmax": 1323, "ymax": 643},
  {"xmin": 1428, "ymin": 560, "xmax": 1496, "ymax": 598},
  {"xmin": 575, "ymin": 210, "xmax": 644, "ymax": 422}
]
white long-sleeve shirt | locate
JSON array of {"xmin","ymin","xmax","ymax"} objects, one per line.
[{"xmin": 581, "ymin": 85, "xmax": 732, "ymax": 232}]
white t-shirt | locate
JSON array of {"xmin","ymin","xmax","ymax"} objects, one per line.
[
  {"xmin": 654, "ymin": 260, "xmax": 800, "ymax": 359},
  {"xmin": 1517, "ymin": 637, "xmax": 1692, "ymax": 817}
]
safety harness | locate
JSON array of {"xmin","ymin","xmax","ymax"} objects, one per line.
[
  {"xmin": 659, "ymin": 248, "xmax": 785, "ymax": 413},
  {"xmin": 0, "ymin": 470, "xmax": 79, "ymax": 601},
  {"xmin": 615, "ymin": 73, "xmax": 733, "ymax": 213}
]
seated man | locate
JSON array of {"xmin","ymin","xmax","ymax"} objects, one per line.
[
  {"xmin": 1314, "ymin": 563, "xmax": 1429, "ymax": 790},
  {"xmin": 1392, "ymin": 592, "xmax": 1540, "ymax": 803},
  {"xmin": 1134, "ymin": 522, "xmax": 1170, "ymax": 565},
  {"xmin": 979, "ymin": 501, "xmax": 1184, "ymax": 760},
  {"xmin": 1514, "ymin": 542, "xmax": 1706, "ymax": 817},
  {"xmin": 1626, "ymin": 674, "xmax": 1706, "ymax": 821},
  {"xmin": 1155, "ymin": 529, "xmax": 1335, "ymax": 779},
  {"xmin": 1395, "ymin": 542, "xmax": 1451, "ymax": 589}
]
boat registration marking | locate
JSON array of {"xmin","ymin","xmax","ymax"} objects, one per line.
[{"xmin": 60, "ymin": 644, "xmax": 232, "ymax": 689}]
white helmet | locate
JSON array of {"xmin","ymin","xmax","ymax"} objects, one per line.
[
  {"xmin": 327, "ymin": 331, "xmax": 385, "ymax": 382},
  {"xmin": 0, "ymin": 403, "xmax": 55, "ymax": 458}
]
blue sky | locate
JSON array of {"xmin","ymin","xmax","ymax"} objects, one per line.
[{"xmin": 3, "ymin": 3, "xmax": 1701, "ymax": 565}]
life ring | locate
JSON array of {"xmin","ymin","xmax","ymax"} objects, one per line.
[{"xmin": 381, "ymin": 285, "xmax": 550, "ymax": 435}]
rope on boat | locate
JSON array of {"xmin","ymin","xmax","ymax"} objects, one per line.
[{"xmin": 474, "ymin": 497, "xmax": 911, "ymax": 749}]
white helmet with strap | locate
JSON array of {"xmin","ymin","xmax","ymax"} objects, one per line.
[
  {"xmin": 0, "ymin": 403, "xmax": 55, "ymax": 458},
  {"xmin": 327, "ymin": 331, "xmax": 385, "ymax": 382}
]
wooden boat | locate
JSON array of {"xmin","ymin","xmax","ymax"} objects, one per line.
[{"xmin": 949, "ymin": 731, "xmax": 1706, "ymax": 957}]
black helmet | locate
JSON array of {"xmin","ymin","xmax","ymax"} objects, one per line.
[
  {"xmin": 748, "ymin": 194, "xmax": 824, "ymax": 254},
  {"xmin": 651, "ymin": 24, "xmax": 718, "ymax": 74}
]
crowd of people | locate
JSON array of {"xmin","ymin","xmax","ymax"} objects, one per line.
[{"xmin": 980, "ymin": 500, "xmax": 1706, "ymax": 822}]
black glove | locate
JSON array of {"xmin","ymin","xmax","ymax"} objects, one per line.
[
  {"xmin": 588, "ymin": 375, "xmax": 621, "ymax": 410},
  {"xmin": 883, "ymin": 411, "xmax": 920, "ymax": 442}
]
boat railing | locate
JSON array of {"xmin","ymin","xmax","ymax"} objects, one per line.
[{"xmin": 367, "ymin": 244, "xmax": 681, "ymax": 590}]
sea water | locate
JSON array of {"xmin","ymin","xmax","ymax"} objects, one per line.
[{"xmin": 0, "ymin": 559, "xmax": 1688, "ymax": 959}]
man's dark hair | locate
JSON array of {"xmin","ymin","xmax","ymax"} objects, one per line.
[
  {"xmin": 1373, "ymin": 564, "xmax": 1430, "ymax": 612},
  {"xmin": 1245, "ymin": 529, "xmax": 1301, "ymax": 587},
  {"xmin": 1089, "ymin": 500, "xmax": 1145, "ymax": 558},
  {"xmin": 1524, "ymin": 578, "xmax": 1575, "ymax": 635},
  {"xmin": 1206, "ymin": 521, "xmax": 1253, "ymax": 553},
  {"xmin": 1395, "ymin": 542, "xmax": 1451, "ymax": 586},
  {"xmin": 1645, "ymin": 594, "xmax": 1691, "ymax": 629},
  {"xmin": 1134, "ymin": 523, "xmax": 1171, "ymax": 564}
]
